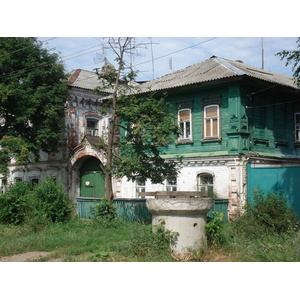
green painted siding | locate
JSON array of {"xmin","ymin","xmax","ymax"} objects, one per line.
[
  {"xmin": 247, "ymin": 89, "xmax": 300, "ymax": 158},
  {"xmin": 162, "ymin": 84, "xmax": 232, "ymax": 157},
  {"xmin": 158, "ymin": 81, "xmax": 299, "ymax": 159}
]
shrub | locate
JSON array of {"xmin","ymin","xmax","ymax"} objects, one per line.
[
  {"xmin": 34, "ymin": 177, "xmax": 73, "ymax": 223},
  {"xmin": 91, "ymin": 199, "xmax": 116, "ymax": 220},
  {"xmin": 248, "ymin": 188, "xmax": 298, "ymax": 234},
  {"xmin": 206, "ymin": 211, "xmax": 226, "ymax": 246},
  {"xmin": 118, "ymin": 221, "xmax": 178, "ymax": 260},
  {"xmin": 0, "ymin": 181, "xmax": 33, "ymax": 225},
  {"xmin": 0, "ymin": 177, "xmax": 73, "ymax": 227}
]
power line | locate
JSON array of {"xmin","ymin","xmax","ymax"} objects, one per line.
[
  {"xmin": 0, "ymin": 43, "xmax": 102, "ymax": 80},
  {"xmin": 0, "ymin": 37, "xmax": 218, "ymax": 81},
  {"xmin": 133, "ymin": 37, "xmax": 218, "ymax": 67}
]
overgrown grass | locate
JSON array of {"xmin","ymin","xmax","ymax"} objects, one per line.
[
  {"xmin": 2, "ymin": 184, "xmax": 300, "ymax": 262},
  {"xmin": 0, "ymin": 218, "xmax": 176, "ymax": 262},
  {"xmin": 1, "ymin": 217, "xmax": 300, "ymax": 262},
  {"xmin": 201, "ymin": 188, "xmax": 300, "ymax": 262}
]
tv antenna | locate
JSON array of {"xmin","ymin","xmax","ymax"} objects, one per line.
[
  {"xmin": 169, "ymin": 57, "xmax": 173, "ymax": 72},
  {"xmin": 261, "ymin": 37, "xmax": 264, "ymax": 69}
]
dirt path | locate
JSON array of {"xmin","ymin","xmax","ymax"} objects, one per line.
[{"xmin": 0, "ymin": 251, "xmax": 52, "ymax": 262}]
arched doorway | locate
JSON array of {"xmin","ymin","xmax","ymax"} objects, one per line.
[{"xmin": 79, "ymin": 157, "xmax": 105, "ymax": 198}]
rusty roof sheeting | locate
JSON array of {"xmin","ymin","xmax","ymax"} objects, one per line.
[{"xmin": 67, "ymin": 69, "xmax": 113, "ymax": 93}]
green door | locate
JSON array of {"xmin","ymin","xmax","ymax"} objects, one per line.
[{"xmin": 80, "ymin": 157, "xmax": 105, "ymax": 198}]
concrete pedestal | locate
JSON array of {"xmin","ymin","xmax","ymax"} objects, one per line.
[{"xmin": 146, "ymin": 198, "xmax": 213, "ymax": 254}]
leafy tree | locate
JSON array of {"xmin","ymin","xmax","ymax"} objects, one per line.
[
  {"xmin": 94, "ymin": 37, "xmax": 181, "ymax": 202},
  {"xmin": 277, "ymin": 37, "xmax": 300, "ymax": 87},
  {"xmin": 0, "ymin": 37, "xmax": 68, "ymax": 175}
]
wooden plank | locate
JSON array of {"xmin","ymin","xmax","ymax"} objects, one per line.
[{"xmin": 138, "ymin": 191, "xmax": 208, "ymax": 198}]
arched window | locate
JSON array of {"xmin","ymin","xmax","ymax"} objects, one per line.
[
  {"xmin": 178, "ymin": 109, "xmax": 192, "ymax": 140},
  {"xmin": 31, "ymin": 178, "xmax": 39, "ymax": 186},
  {"xmin": 197, "ymin": 173, "xmax": 214, "ymax": 197},
  {"xmin": 204, "ymin": 105, "xmax": 219, "ymax": 139}
]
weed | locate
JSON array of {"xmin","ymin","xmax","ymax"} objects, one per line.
[
  {"xmin": 248, "ymin": 187, "xmax": 298, "ymax": 234},
  {"xmin": 205, "ymin": 211, "xmax": 226, "ymax": 246},
  {"xmin": 90, "ymin": 198, "xmax": 119, "ymax": 228}
]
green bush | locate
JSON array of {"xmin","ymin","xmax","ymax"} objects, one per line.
[
  {"xmin": 0, "ymin": 181, "xmax": 33, "ymax": 225},
  {"xmin": 118, "ymin": 220, "xmax": 178, "ymax": 260},
  {"xmin": 90, "ymin": 198, "xmax": 118, "ymax": 227},
  {"xmin": 0, "ymin": 177, "xmax": 73, "ymax": 227},
  {"xmin": 248, "ymin": 188, "xmax": 298, "ymax": 234},
  {"xmin": 34, "ymin": 177, "xmax": 73, "ymax": 223},
  {"xmin": 206, "ymin": 211, "xmax": 226, "ymax": 246}
]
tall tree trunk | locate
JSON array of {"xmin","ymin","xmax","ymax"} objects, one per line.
[{"xmin": 104, "ymin": 45, "xmax": 124, "ymax": 203}]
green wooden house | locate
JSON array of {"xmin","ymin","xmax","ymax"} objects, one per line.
[{"xmin": 131, "ymin": 56, "xmax": 300, "ymax": 219}]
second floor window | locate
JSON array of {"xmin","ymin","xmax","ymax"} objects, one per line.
[
  {"xmin": 295, "ymin": 113, "xmax": 300, "ymax": 143},
  {"xmin": 86, "ymin": 119, "xmax": 99, "ymax": 136},
  {"xmin": 178, "ymin": 109, "xmax": 192, "ymax": 140},
  {"xmin": 204, "ymin": 105, "xmax": 219, "ymax": 139}
]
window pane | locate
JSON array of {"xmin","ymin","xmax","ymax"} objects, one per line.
[
  {"xmin": 205, "ymin": 106, "xmax": 217, "ymax": 118},
  {"xmin": 186, "ymin": 122, "xmax": 191, "ymax": 138},
  {"xmin": 206, "ymin": 119, "xmax": 211, "ymax": 136},
  {"xmin": 296, "ymin": 130, "xmax": 300, "ymax": 142},
  {"xmin": 212, "ymin": 119, "xmax": 218, "ymax": 136},
  {"xmin": 296, "ymin": 114, "xmax": 300, "ymax": 123},
  {"xmin": 167, "ymin": 176, "xmax": 177, "ymax": 185},
  {"xmin": 179, "ymin": 110, "xmax": 190, "ymax": 121},
  {"xmin": 180, "ymin": 123, "xmax": 185, "ymax": 136},
  {"xmin": 136, "ymin": 177, "xmax": 145, "ymax": 186}
]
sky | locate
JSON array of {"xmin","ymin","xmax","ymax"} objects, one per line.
[{"xmin": 38, "ymin": 37, "xmax": 298, "ymax": 82}]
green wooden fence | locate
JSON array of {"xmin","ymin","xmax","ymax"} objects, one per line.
[
  {"xmin": 76, "ymin": 197, "xmax": 228, "ymax": 223},
  {"xmin": 76, "ymin": 197, "xmax": 152, "ymax": 223},
  {"xmin": 207, "ymin": 199, "xmax": 229, "ymax": 222}
]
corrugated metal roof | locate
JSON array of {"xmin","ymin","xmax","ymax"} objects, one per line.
[
  {"xmin": 67, "ymin": 69, "xmax": 113, "ymax": 93},
  {"xmin": 136, "ymin": 56, "xmax": 298, "ymax": 93}
]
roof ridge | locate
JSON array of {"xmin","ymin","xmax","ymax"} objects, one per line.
[{"xmin": 212, "ymin": 56, "xmax": 245, "ymax": 76}]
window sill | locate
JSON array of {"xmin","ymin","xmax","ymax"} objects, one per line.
[
  {"xmin": 176, "ymin": 139, "xmax": 193, "ymax": 145},
  {"xmin": 201, "ymin": 138, "xmax": 222, "ymax": 144}
]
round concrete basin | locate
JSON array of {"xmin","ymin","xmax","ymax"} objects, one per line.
[
  {"xmin": 146, "ymin": 198, "xmax": 213, "ymax": 215},
  {"xmin": 146, "ymin": 197, "xmax": 213, "ymax": 254}
]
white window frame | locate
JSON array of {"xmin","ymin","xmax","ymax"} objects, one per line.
[
  {"xmin": 135, "ymin": 177, "xmax": 145, "ymax": 198},
  {"xmin": 295, "ymin": 113, "xmax": 300, "ymax": 143},
  {"xmin": 86, "ymin": 118, "xmax": 99, "ymax": 136},
  {"xmin": 204, "ymin": 104, "xmax": 220, "ymax": 139},
  {"xmin": 197, "ymin": 173, "xmax": 214, "ymax": 196},
  {"xmin": 178, "ymin": 108, "xmax": 192, "ymax": 140},
  {"xmin": 165, "ymin": 176, "xmax": 177, "ymax": 191}
]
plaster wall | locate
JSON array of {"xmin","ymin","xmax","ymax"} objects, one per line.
[{"xmin": 119, "ymin": 155, "xmax": 246, "ymax": 216}]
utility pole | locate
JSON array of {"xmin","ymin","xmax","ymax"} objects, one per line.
[{"xmin": 149, "ymin": 37, "xmax": 155, "ymax": 79}]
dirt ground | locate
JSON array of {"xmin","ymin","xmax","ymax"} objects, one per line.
[{"xmin": 0, "ymin": 251, "xmax": 52, "ymax": 262}]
